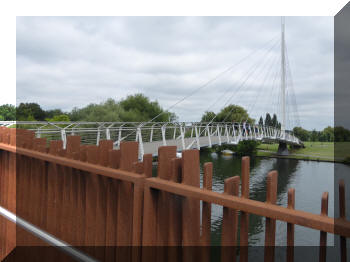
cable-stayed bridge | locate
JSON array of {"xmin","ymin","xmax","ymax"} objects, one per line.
[
  {"xmin": 2, "ymin": 18, "xmax": 304, "ymax": 158},
  {"xmin": 0, "ymin": 121, "xmax": 302, "ymax": 159}
]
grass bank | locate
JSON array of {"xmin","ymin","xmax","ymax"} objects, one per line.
[{"xmin": 257, "ymin": 142, "xmax": 349, "ymax": 163}]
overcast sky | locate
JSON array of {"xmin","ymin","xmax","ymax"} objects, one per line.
[{"xmin": 16, "ymin": 16, "xmax": 333, "ymax": 130}]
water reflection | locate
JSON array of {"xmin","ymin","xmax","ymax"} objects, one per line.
[
  {"xmin": 198, "ymin": 152, "xmax": 337, "ymax": 246},
  {"xmin": 152, "ymin": 151, "xmax": 341, "ymax": 246}
]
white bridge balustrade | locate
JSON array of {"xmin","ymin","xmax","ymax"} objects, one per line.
[{"xmin": 0, "ymin": 121, "xmax": 302, "ymax": 159}]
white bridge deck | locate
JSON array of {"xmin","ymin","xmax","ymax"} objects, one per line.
[{"xmin": 0, "ymin": 121, "xmax": 302, "ymax": 159}]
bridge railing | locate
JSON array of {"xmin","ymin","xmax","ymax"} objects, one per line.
[
  {"xmin": 0, "ymin": 121, "xmax": 301, "ymax": 155},
  {"xmin": 0, "ymin": 126, "xmax": 346, "ymax": 262}
]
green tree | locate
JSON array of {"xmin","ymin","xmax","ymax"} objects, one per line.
[
  {"xmin": 323, "ymin": 126, "xmax": 334, "ymax": 142},
  {"xmin": 45, "ymin": 109, "xmax": 64, "ymax": 119},
  {"xmin": 120, "ymin": 94, "xmax": 175, "ymax": 122},
  {"xmin": 16, "ymin": 103, "xmax": 46, "ymax": 121},
  {"xmin": 310, "ymin": 129, "xmax": 319, "ymax": 142},
  {"xmin": 293, "ymin": 126, "xmax": 309, "ymax": 141},
  {"xmin": 69, "ymin": 98, "xmax": 124, "ymax": 122},
  {"xmin": 335, "ymin": 126, "xmax": 350, "ymax": 142},
  {"xmin": 46, "ymin": 114, "xmax": 70, "ymax": 122},
  {"xmin": 258, "ymin": 116, "xmax": 264, "ymax": 126},
  {"xmin": 264, "ymin": 113, "xmax": 272, "ymax": 126},
  {"xmin": 0, "ymin": 104, "xmax": 16, "ymax": 120},
  {"xmin": 201, "ymin": 111, "xmax": 216, "ymax": 122},
  {"xmin": 69, "ymin": 95, "xmax": 176, "ymax": 122},
  {"xmin": 271, "ymin": 114, "xmax": 278, "ymax": 127},
  {"xmin": 236, "ymin": 140, "xmax": 259, "ymax": 156},
  {"xmin": 215, "ymin": 104, "xmax": 254, "ymax": 123}
]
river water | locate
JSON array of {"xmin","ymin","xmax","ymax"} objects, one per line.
[
  {"xmin": 198, "ymin": 152, "xmax": 343, "ymax": 246},
  {"xmin": 153, "ymin": 152, "xmax": 350, "ymax": 247}
]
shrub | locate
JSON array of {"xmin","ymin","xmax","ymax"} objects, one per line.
[{"xmin": 344, "ymin": 155, "xmax": 350, "ymax": 165}]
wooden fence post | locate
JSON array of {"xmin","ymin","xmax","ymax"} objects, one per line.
[
  {"xmin": 156, "ymin": 146, "xmax": 177, "ymax": 245},
  {"xmin": 168, "ymin": 157, "xmax": 183, "ymax": 262},
  {"xmin": 94, "ymin": 140, "xmax": 113, "ymax": 261},
  {"xmin": 142, "ymin": 183, "xmax": 158, "ymax": 262},
  {"xmin": 339, "ymin": 180, "xmax": 347, "ymax": 262},
  {"xmin": 319, "ymin": 192, "xmax": 329, "ymax": 262},
  {"xmin": 104, "ymin": 148, "xmax": 120, "ymax": 262},
  {"xmin": 117, "ymin": 141, "xmax": 138, "ymax": 261},
  {"xmin": 287, "ymin": 188, "xmax": 295, "ymax": 262},
  {"xmin": 201, "ymin": 162, "xmax": 213, "ymax": 262},
  {"xmin": 202, "ymin": 162, "xmax": 213, "ymax": 245},
  {"xmin": 221, "ymin": 176, "xmax": 240, "ymax": 262},
  {"xmin": 182, "ymin": 149, "xmax": 201, "ymax": 261},
  {"xmin": 117, "ymin": 141, "xmax": 138, "ymax": 245},
  {"xmin": 84, "ymin": 145, "xmax": 99, "ymax": 258},
  {"xmin": 65, "ymin": 136, "xmax": 81, "ymax": 246},
  {"xmin": 240, "ymin": 156, "xmax": 250, "ymax": 262},
  {"xmin": 264, "ymin": 171, "xmax": 278, "ymax": 262}
]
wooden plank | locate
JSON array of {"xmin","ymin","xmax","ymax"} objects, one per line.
[
  {"xmin": 240, "ymin": 156, "xmax": 250, "ymax": 262},
  {"xmin": 156, "ymin": 146, "xmax": 177, "ymax": 247},
  {"xmin": 264, "ymin": 171, "xmax": 278, "ymax": 262},
  {"xmin": 182, "ymin": 149, "xmax": 201, "ymax": 245},
  {"xmin": 64, "ymin": 136, "xmax": 81, "ymax": 246},
  {"xmin": 287, "ymin": 188, "xmax": 295, "ymax": 262},
  {"xmin": 90, "ymin": 140, "xmax": 112, "ymax": 261},
  {"xmin": 104, "ymin": 149, "xmax": 120, "ymax": 262},
  {"xmin": 168, "ymin": 158, "xmax": 182, "ymax": 243},
  {"xmin": 14, "ymin": 134, "xmax": 29, "ymax": 247},
  {"xmin": 30, "ymin": 138, "xmax": 47, "ymax": 246},
  {"xmin": 319, "ymin": 192, "xmax": 329, "ymax": 262},
  {"xmin": 84, "ymin": 145, "xmax": 99, "ymax": 250},
  {"xmin": 182, "ymin": 149, "xmax": 201, "ymax": 262},
  {"xmin": 202, "ymin": 162, "xmax": 213, "ymax": 247},
  {"xmin": 141, "ymin": 186, "xmax": 158, "ymax": 262},
  {"xmin": 77, "ymin": 145, "xmax": 88, "ymax": 257},
  {"xmin": 46, "ymin": 141, "xmax": 63, "ymax": 238},
  {"xmin": 221, "ymin": 176, "xmax": 239, "ymax": 262},
  {"xmin": 339, "ymin": 180, "xmax": 347, "ymax": 262},
  {"xmin": 143, "ymin": 154, "xmax": 153, "ymax": 178},
  {"xmin": 168, "ymin": 158, "xmax": 182, "ymax": 262},
  {"xmin": 18, "ymin": 133, "xmax": 35, "ymax": 246},
  {"xmin": 104, "ymin": 176, "xmax": 118, "ymax": 261},
  {"xmin": 6, "ymin": 147, "xmax": 16, "ymax": 254},
  {"xmin": 0, "ymin": 143, "xmax": 6, "ymax": 258},
  {"xmin": 131, "ymin": 159, "xmax": 146, "ymax": 248},
  {"xmin": 132, "ymin": 182, "xmax": 144, "ymax": 246},
  {"xmin": 155, "ymin": 146, "xmax": 177, "ymax": 262},
  {"xmin": 108, "ymin": 149, "xmax": 121, "ymax": 169},
  {"xmin": 117, "ymin": 142, "xmax": 138, "ymax": 261},
  {"xmin": 0, "ymin": 148, "xmax": 6, "ymax": 259},
  {"xmin": 116, "ymin": 141, "xmax": 138, "ymax": 246}
]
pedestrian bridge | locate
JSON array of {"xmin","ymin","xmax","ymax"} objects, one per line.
[{"xmin": 0, "ymin": 121, "xmax": 302, "ymax": 159}]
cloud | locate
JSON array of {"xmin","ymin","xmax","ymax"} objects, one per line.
[{"xmin": 16, "ymin": 16, "xmax": 333, "ymax": 130}]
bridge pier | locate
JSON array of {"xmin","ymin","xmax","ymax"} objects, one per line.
[{"xmin": 277, "ymin": 141, "xmax": 289, "ymax": 156}]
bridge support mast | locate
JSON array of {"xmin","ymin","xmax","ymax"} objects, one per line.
[{"xmin": 278, "ymin": 16, "xmax": 289, "ymax": 155}]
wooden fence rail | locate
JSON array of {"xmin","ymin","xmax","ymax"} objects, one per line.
[{"xmin": 0, "ymin": 127, "xmax": 349, "ymax": 262}]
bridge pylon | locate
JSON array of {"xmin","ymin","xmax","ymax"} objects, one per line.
[{"xmin": 277, "ymin": 141, "xmax": 289, "ymax": 156}]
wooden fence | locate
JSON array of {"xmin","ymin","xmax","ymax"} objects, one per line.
[{"xmin": 0, "ymin": 126, "xmax": 349, "ymax": 262}]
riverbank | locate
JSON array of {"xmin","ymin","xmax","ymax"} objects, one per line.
[{"xmin": 257, "ymin": 142, "xmax": 349, "ymax": 163}]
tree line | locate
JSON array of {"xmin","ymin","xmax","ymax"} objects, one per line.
[
  {"xmin": 1, "ymin": 94, "xmax": 347, "ymax": 142},
  {"xmin": 0, "ymin": 94, "xmax": 176, "ymax": 123},
  {"xmin": 201, "ymin": 105, "xmax": 255, "ymax": 123},
  {"xmin": 201, "ymin": 106, "xmax": 282, "ymax": 129},
  {"xmin": 291, "ymin": 126, "xmax": 350, "ymax": 142}
]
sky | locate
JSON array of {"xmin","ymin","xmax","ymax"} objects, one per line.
[{"xmin": 16, "ymin": 16, "xmax": 334, "ymax": 130}]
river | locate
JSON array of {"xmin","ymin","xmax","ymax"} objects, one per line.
[
  {"xmin": 198, "ymin": 152, "xmax": 343, "ymax": 246},
  {"xmin": 152, "ymin": 152, "xmax": 350, "ymax": 248}
]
